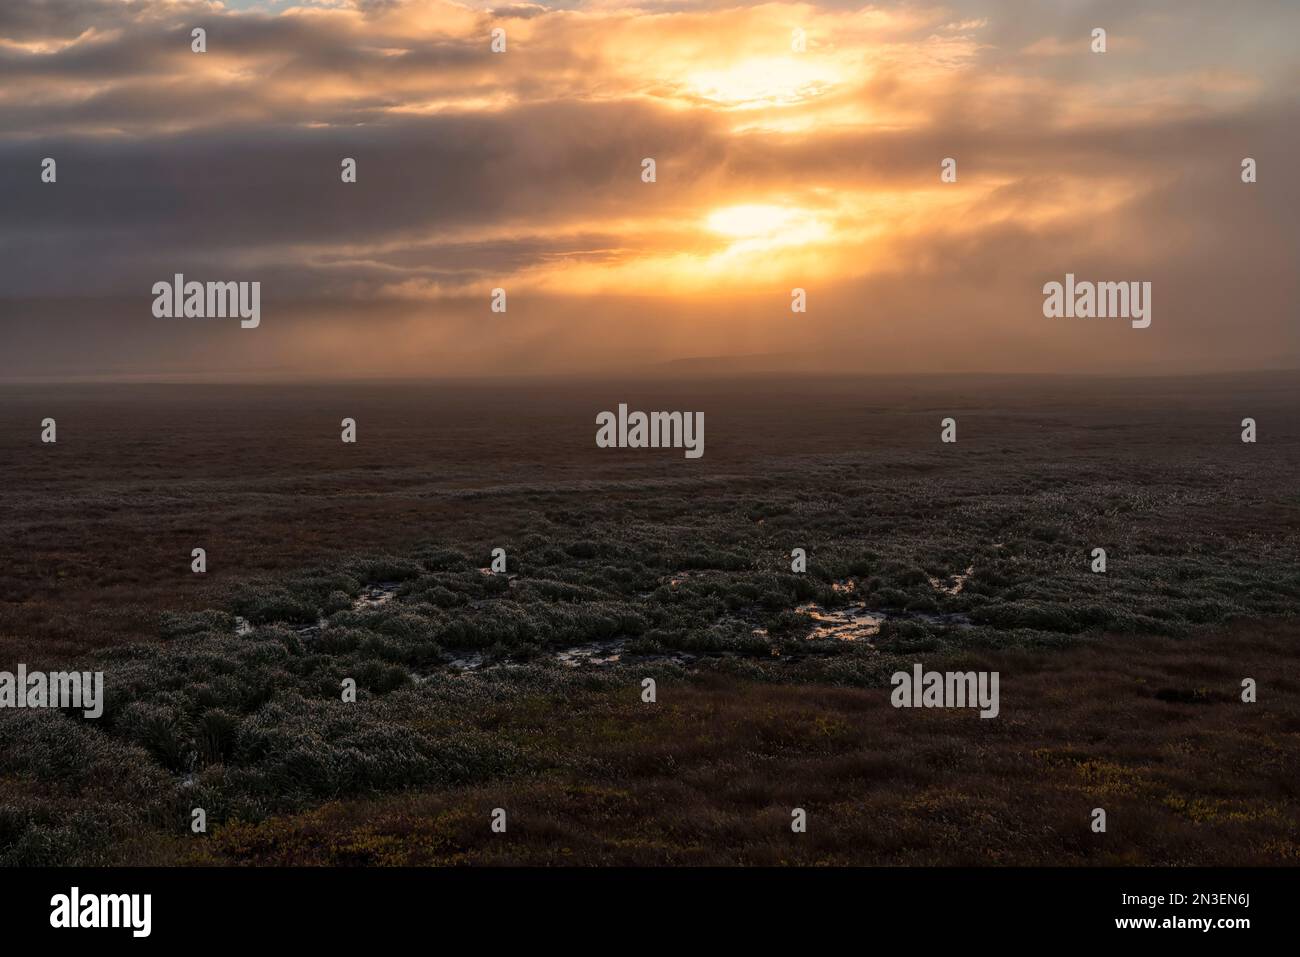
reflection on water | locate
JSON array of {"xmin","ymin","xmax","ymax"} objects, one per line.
[
  {"xmin": 795, "ymin": 603, "xmax": 885, "ymax": 641},
  {"xmin": 353, "ymin": 583, "xmax": 399, "ymax": 609},
  {"xmin": 554, "ymin": 640, "xmax": 625, "ymax": 667},
  {"xmin": 440, "ymin": 639, "xmax": 697, "ymax": 674},
  {"xmin": 233, "ymin": 582, "xmax": 399, "ymax": 637},
  {"xmin": 928, "ymin": 565, "xmax": 975, "ymax": 596},
  {"xmin": 797, "ymin": 579, "xmax": 973, "ymax": 643},
  {"xmin": 445, "ymin": 650, "xmax": 487, "ymax": 671}
]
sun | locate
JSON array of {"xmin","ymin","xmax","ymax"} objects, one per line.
[
  {"xmin": 706, "ymin": 204, "xmax": 804, "ymax": 238},
  {"xmin": 704, "ymin": 204, "xmax": 832, "ymax": 254},
  {"xmin": 683, "ymin": 56, "xmax": 839, "ymax": 110}
]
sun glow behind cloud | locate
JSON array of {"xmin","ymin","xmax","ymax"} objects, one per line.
[
  {"xmin": 707, "ymin": 204, "xmax": 809, "ymax": 238},
  {"xmin": 2, "ymin": 0, "xmax": 1298, "ymax": 377},
  {"xmin": 0, "ymin": 1, "xmax": 996, "ymax": 301},
  {"xmin": 682, "ymin": 56, "xmax": 842, "ymax": 110}
]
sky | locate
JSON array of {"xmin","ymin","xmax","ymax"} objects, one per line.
[{"xmin": 0, "ymin": 0, "xmax": 1297, "ymax": 379}]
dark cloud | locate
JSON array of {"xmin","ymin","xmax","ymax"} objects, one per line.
[{"xmin": 0, "ymin": 0, "xmax": 1296, "ymax": 377}]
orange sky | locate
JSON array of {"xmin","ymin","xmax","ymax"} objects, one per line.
[{"xmin": 0, "ymin": 0, "xmax": 1297, "ymax": 378}]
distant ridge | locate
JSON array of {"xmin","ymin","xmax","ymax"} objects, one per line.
[
  {"xmin": 654, "ymin": 352, "xmax": 823, "ymax": 374},
  {"xmin": 649, "ymin": 352, "xmax": 1300, "ymax": 379}
]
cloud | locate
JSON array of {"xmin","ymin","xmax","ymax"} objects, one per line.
[{"xmin": 0, "ymin": 0, "xmax": 1296, "ymax": 377}]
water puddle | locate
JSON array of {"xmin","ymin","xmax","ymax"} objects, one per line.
[
  {"xmin": 233, "ymin": 582, "xmax": 399, "ymax": 637},
  {"xmin": 445, "ymin": 650, "xmax": 488, "ymax": 672},
  {"xmin": 554, "ymin": 640, "xmax": 626, "ymax": 667},
  {"xmin": 354, "ymin": 582, "xmax": 400, "ymax": 609},
  {"xmin": 439, "ymin": 639, "xmax": 699, "ymax": 674},
  {"xmin": 234, "ymin": 614, "xmax": 325, "ymax": 638},
  {"xmin": 928, "ymin": 565, "xmax": 975, "ymax": 596},
  {"xmin": 796, "ymin": 579, "xmax": 973, "ymax": 643},
  {"xmin": 795, "ymin": 603, "xmax": 885, "ymax": 641}
]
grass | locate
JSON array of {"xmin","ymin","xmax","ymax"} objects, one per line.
[
  {"xmin": 0, "ymin": 373, "xmax": 1296, "ymax": 865},
  {"xmin": 145, "ymin": 621, "xmax": 1296, "ymax": 866}
]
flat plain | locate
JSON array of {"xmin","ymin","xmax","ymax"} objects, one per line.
[{"xmin": 1, "ymin": 372, "xmax": 1297, "ymax": 864}]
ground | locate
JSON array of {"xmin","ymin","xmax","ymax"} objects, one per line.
[{"xmin": 1, "ymin": 373, "xmax": 1296, "ymax": 865}]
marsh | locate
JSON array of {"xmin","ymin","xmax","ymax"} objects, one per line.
[{"xmin": 0, "ymin": 371, "xmax": 1296, "ymax": 865}]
